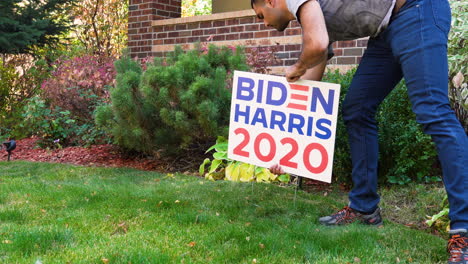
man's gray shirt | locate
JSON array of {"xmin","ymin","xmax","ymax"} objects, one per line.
[{"xmin": 286, "ymin": 0, "xmax": 396, "ymax": 57}]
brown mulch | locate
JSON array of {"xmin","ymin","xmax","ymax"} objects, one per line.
[
  {"xmin": 1, "ymin": 137, "xmax": 332, "ymax": 190},
  {"xmin": 0, "ymin": 137, "xmax": 202, "ymax": 174}
]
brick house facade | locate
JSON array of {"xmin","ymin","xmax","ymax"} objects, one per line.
[{"xmin": 128, "ymin": 0, "xmax": 366, "ymax": 73}]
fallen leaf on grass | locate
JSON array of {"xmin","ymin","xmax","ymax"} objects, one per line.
[
  {"xmin": 259, "ymin": 243, "xmax": 265, "ymax": 249},
  {"xmin": 111, "ymin": 222, "xmax": 128, "ymax": 235},
  {"xmin": 101, "ymin": 258, "xmax": 109, "ymax": 263},
  {"xmin": 187, "ymin": 241, "xmax": 196, "ymax": 247},
  {"xmin": 2, "ymin": 240, "xmax": 12, "ymax": 244},
  {"xmin": 354, "ymin": 257, "xmax": 361, "ymax": 262}
]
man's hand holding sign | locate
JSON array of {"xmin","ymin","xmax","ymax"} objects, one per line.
[{"xmin": 228, "ymin": 71, "xmax": 340, "ymax": 183}]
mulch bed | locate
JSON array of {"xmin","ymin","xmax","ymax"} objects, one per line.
[
  {"xmin": 0, "ymin": 137, "xmax": 192, "ymax": 173},
  {"xmin": 1, "ymin": 137, "xmax": 330, "ymax": 190}
]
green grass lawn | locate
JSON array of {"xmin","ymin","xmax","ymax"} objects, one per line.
[{"xmin": 0, "ymin": 161, "xmax": 446, "ymax": 263}]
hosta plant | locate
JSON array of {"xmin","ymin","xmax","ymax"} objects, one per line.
[
  {"xmin": 199, "ymin": 136, "xmax": 291, "ymax": 183},
  {"xmin": 426, "ymin": 195, "xmax": 450, "ymax": 233}
]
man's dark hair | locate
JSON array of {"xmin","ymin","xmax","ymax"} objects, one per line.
[{"xmin": 251, "ymin": 0, "xmax": 263, "ymax": 8}]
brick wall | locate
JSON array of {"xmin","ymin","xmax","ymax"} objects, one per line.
[
  {"xmin": 128, "ymin": 5, "xmax": 366, "ymax": 72},
  {"xmin": 128, "ymin": 0, "xmax": 182, "ymax": 58}
]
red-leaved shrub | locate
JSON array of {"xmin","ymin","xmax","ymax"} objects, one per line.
[{"xmin": 41, "ymin": 55, "xmax": 116, "ymax": 121}]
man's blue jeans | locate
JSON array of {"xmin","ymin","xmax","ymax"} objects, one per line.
[{"xmin": 343, "ymin": 0, "xmax": 468, "ymax": 230}]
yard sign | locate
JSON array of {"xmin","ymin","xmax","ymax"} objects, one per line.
[{"xmin": 228, "ymin": 71, "xmax": 341, "ymax": 183}]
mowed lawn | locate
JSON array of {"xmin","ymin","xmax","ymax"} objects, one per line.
[{"xmin": 0, "ymin": 161, "xmax": 446, "ymax": 263}]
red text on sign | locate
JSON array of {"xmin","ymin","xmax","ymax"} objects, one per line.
[{"xmin": 232, "ymin": 128, "xmax": 328, "ymax": 174}]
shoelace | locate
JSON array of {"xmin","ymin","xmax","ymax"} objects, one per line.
[
  {"xmin": 335, "ymin": 206, "xmax": 357, "ymax": 224},
  {"xmin": 447, "ymin": 234, "xmax": 468, "ymax": 262}
]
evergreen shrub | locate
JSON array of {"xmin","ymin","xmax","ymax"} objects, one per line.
[{"xmin": 95, "ymin": 45, "xmax": 249, "ymax": 155}]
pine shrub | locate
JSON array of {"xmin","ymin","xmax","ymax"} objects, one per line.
[{"xmin": 95, "ymin": 45, "xmax": 249, "ymax": 155}]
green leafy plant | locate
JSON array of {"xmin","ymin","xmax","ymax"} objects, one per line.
[
  {"xmin": 0, "ymin": 60, "xmax": 18, "ymax": 117},
  {"xmin": 377, "ymin": 81, "xmax": 440, "ymax": 184},
  {"xmin": 426, "ymin": 195, "xmax": 450, "ymax": 234},
  {"xmin": 0, "ymin": 126, "xmax": 11, "ymax": 144},
  {"xmin": 199, "ymin": 136, "xmax": 291, "ymax": 183},
  {"xmin": 0, "ymin": 49, "xmax": 70, "ymax": 140},
  {"xmin": 20, "ymin": 96, "xmax": 109, "ymax": 148},
  {"xmin": 20, "ymin": 96, "xmax": 77, "ymax": 148}
]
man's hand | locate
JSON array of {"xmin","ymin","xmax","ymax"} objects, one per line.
[
  {"xmin": 286, "ymin": 63, "xmax": 307, "ymax": 82},
  {"xmin": 269, "ymin": 164, "xmax": 285, "ymax": 175}
]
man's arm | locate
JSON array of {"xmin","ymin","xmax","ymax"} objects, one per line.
[
  {"xmin": 286, "ymin": 0, "xmax": 328, "ymax": 82},
  {"xmin": 300, "ymin": 59, "xmax": 327, "ymax": 81}
]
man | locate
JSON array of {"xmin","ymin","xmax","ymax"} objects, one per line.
[{"xmin": 252, "ymin": 0, "xmax": 468, "ymax": 262}]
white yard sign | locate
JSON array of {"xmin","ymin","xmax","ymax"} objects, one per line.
[{"xmin": 228, "ymin": 71, "xmax": 341, "ymax": 183}]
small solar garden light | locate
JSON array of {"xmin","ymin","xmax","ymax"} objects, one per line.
[{"xmin": 2, "ymin": 138, "xmax": 16, "ymax": 161}]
